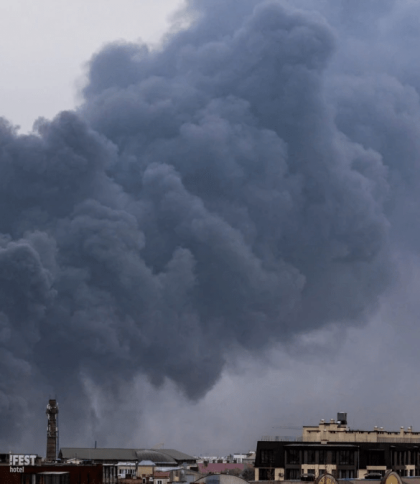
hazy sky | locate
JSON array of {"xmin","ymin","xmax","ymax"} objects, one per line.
[
  {"xmin": 0, "ymin": 0, "xmax": 185, "ymax": 132},
  {"xmin": 2, "ymin": 0, "xmax": 420, "ymax": 458}
]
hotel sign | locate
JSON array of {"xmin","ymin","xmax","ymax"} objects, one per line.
[{"xmin": 9, "ymin": 454, "xmax": 37, "ymax": 473}]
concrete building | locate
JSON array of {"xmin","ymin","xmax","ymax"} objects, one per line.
[
  {"xmin": 154, "ymin": 469, "xmax": 171, "ymax": 484},
  {"xmin": 196, "ymin": 457, "xmax": 227, "ymax": 464},
  {"xmin": 117, "ymin": 461, "xmax": 137, "ymax": 479},
  {"xmin": 137, "ymin": 459, "xmax": 156, "ymax": 481},
  {"xmin": 302, "ymin": 414, "xmax": 420, "ymax": 444},
  {"xmin": 255, "ymin": 413, "xmax": 420, "ymax": 481},
  {"xmin": 171, "ymin": 467, "xmax": 203, "ymax": 484},
  {"xmin": 227, "ymin": 453, "xmax": 256, "ymax": 465}
]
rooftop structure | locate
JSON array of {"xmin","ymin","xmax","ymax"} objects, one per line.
[{"xmin": 302, "ymin": 413, "xmax": 420, "ymax": 444}]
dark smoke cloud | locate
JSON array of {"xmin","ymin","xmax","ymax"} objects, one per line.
[{"xmin": 0, "ymin": 0, "xmax": 419, "ymax": 449}]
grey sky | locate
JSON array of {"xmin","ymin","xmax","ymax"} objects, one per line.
[
  {"xmin": 0, "ymin": 0, "xmax": 185, "ymax": 132},
  {"xmin": 2, "ymin": 0, "xmax": 420, "ymax": 458}
]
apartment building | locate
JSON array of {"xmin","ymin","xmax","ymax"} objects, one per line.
[{"xmin": 255, "ymin": 413, "xmax": 420, "ymax": 480}]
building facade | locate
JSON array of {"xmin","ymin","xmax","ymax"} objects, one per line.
[
  {"xmin": 0, "ymin": 462, "xmax": 103, "ymax": 484},
  {"xmin": 59, "ymin": 448, "xmax": 196, "ymax": 484},
  {"xmin": 255, "ymin": 414, "xmax": 420, "ymax": 481}
]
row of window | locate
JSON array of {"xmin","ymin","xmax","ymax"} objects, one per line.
[
  {"xmin": 261, "ymin": 449, "xmax": 420, "ymax": 467},
  {"xmin": 282, "ymin": 469, "xmax": 357, "ymax": 480},
  {"xmin": 103, "ymin": 467, "xmax": 116, "ymax": 477},
  {"xmin": 259, "ymin": 469, "xmax": 420, "ymax": 481},
  {"xmin": 21, "ymin": 475, "xmax": 70, "ymax": 484},
  {"xmin": 391, "ymin": 451, "xmax": 420, "ymax": 466},
  {"xmin": 260, "ymin": 449, "xmax": 356, "ymax": 466},
  {"xmin": 282, "ymin": 469, "xmax": 356, "ymax": 480},
  {"xmin": 118, "ymin": 469, "xmax": 136, "ymax": 477},
  {"xmin": 289, "ymin": 450, "xmax": 355, "ymax": 465},
  {"xmin": 397, "ymin": 470, "xmax": 416, "ymax": 476},
  {"xmin": 259, "ymin": 469, "xmax": 358, "ymax": 480}
]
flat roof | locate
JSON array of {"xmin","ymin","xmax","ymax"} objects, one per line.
[
  {"xmin": 59, "ymin": 448, "xmax": 194, "ymax": 463},
  {"xmin": 285, "ymin": 444, "xmax": 358, "ymax": 447}
]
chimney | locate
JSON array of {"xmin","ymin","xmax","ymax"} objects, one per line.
[
  {"xmin": 46, "ymin": 399, "xmax": 59, "ymax": 462},
  {"xmin": 337, "ymin": 412, "xmax": 347, "ymax": 425}
]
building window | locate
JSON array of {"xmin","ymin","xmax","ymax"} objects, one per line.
[
  {"xmin": 339, "ymin": 470, "xmax": 355, "ymax": 479},
  {"xmin": 22, "ymin": 476, "xmax": 36, "ymax": 484},
  {"xmin": 367, "ymin": 450, "xmax": 384, "ymax": 466},
  {"xmin": 331, "ymin": 451, "xmax": 337, "ymax": 465},
  {"xmin": 338, "ymin": 450, "xmax": 354, "ymax": 465},
  {"xmin": 286, "ymin": 469, "xmax": 300, "ymax": 480},
  {"xmin": 260, "ymin": 469, "xmax": 275, "ymax": 480},
  {"xmin": 319, "ymin": 451, "xmax": 326, "ymax": 465},
  {"xmin": 287, "ymin": 450, "xmax": 300, "ymax": 465},
  {"xmin": 24, "ymin": 474, "xmax": 70, "ymax": 484},
  {"xmin": 261, "ymin": 449, "xmax": 275, "ymax": 466},
  {"xmin": 307, "ymin": 451, "xmax": 316, "ymax": 465}
]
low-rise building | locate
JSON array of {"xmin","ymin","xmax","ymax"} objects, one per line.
[
  {"xmin": 0, "ymin": 460, "xmax": 102, "ymax": 484},
  {"xmin": 117, "ymin": 461, "xmax": 137, "ymax": 479},
  {"xmin": 171, "ymin": 466, "xmax": 203, "ymax": 483},
  {"xmin": 154, "ymin": 470, "xmax": 171, "ymax": 484},
  {"xmin": 198, "ymin": 463, "xmax": 247, "ymax": 475},
  {"xmin": 59, "ymin": 447, "xmax": 196, "ymax": 484},
  {"xmin": 228, "ymin": 453, "xmax": 256, "ymax": 465},
  {"xmin": 59, "ymin": 448, "xmax": 195, "ymax": 466},
  {"xmin": 137, "ymin": 459, "xmax": 156, "ymax": 482},
  {"xmin": 196, "ymin": 457, "xmax": 227, "ymax": 464}
]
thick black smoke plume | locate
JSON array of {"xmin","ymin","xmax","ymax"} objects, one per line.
[{"xmin": 2, "ymin": 0, "xmax": 419, "ymax": 447}]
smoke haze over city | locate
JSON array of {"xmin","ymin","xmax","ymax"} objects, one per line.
[{"xmin": 1, "ymin": 0, "xmax": 420, "ymax": 455}]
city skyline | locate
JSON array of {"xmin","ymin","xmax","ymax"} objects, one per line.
[{"xmin": 1, "ymin": 0, "xmax": 420, "ymax": 457}]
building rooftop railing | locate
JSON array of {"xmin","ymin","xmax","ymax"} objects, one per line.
[
  {"xmin": 261, "ymin": 436, "xmax": 303, "ymax": 442},
  {"xmin": 377, "ymin": 437, "xmax": 420, "ymax": 443},
  {"xmin": 261, "ymin": 436, "xmax": 420, "ymax": 444}
]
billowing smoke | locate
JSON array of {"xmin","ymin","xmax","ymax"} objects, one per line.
[{"xmin": 1, "ymin": 0, "xmax": 419, "ymax": 448}]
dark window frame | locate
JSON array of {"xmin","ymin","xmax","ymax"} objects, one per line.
[{"xmin": 287, "ymin": 449, "xmax": 300, "ymax": 465}]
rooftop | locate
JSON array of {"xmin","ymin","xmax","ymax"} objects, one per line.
[{"xmin": 59, "ymin": 448, "xmax": 195, "ymax": 464}]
